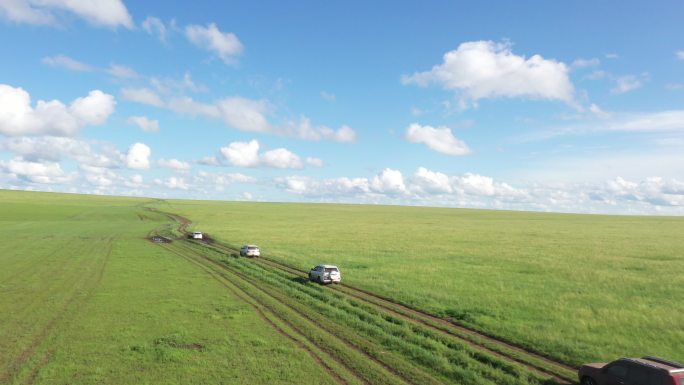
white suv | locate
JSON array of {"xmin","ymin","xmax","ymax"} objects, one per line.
[
  {"xmin": 239, "ymin": 245, "xmax": 260, "ymax": 257},
  {"xmin": 309, "ymin": 265, "xmax": 341, "ymax": 284}
]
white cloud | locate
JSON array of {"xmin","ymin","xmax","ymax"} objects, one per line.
[
  {"xmin": 198, "ymin": 156, "xmax": 220, "ymax": 166},
  {"xmin": 0, "ymin": 0, "xmax": 133, "ymax": 29},
  {"xmin": 571, "ymin": 58, "xmax": 600, "ymax": 69},
  {"xmin": 320, "ymin": 91, "xmax": 336, "ymax": 101},
  {"xmin": 402, "ymin": 40, "xmax": 575, "ymax": 107},
  {"xmin": 193, "ymin": 171, "xmax": 256, "ymax": 186},
  {"xmin": 121, "ymin": 87, "xmax": 164, "ymax": 107},
  {"xmin": 107, "ymin": 64, "xmax": 137, "ymax": 79},
  {"xmin": 261, "ymin": 148, "xmax": 303, "ymax": 169},
  {"xmin": 218, "ymin": 139, "xmax": 306, "ymax": 169},
  {"xmin": 185, "ymin": 23, "xmax": 243, "ymax": 64},
  {"xmin": 370, "ymin": 168, "xmax": 406, "ymax": 194},
  {"xmin": 0, "ymin": 158, "xmax": 73, "ymax": 184},
  {"xmin": 285, "ymin": 117, "xmax": 357, "ymax": 142},
  {"xmin": 125, "ymin": 143, "xmax": 151, "ymax": 170},
  {"xmin": 676, "ymin": 51, "xmax": 684, "ymax": 60},
  {"xmin": 216, "ymin": 97, "xmax": 272, "ymax": 132},
  {"xmin": 306, "ymin": 157, "xmax": 324, "ymax": 167},
  {"xmin": 410, "ymin": 167, "xmax": 452, "ymax": 194},
  {"xmin": 611, "ymin": 75, "xmax": 645, "ymax": 94},
  {"xmin": 151, "ymin": 72, "xmax": 207, "ymax": 94},
  {"xmin": 127, "ymin": 116, "xmax": 160, "ymax": 132},
  {"xmin": 405, "ymin": 123, "xmax": 471, "ymax": 155},
  {"xmin": 0, "ymin": 84, "xmax": 115, "ymax": 136},
  {"xmin": 0, "ymin": 136, "xmax": 120, "ymax": 167},
  {"xmin": 142, "ymin": 16, "xmax": 167, "ymax": 43},
  {"xmin": 164, "ymin": 95, "xmax": 356, "ymax": 142},
  {"xmin": 42, "ymin": 54, "xmax": 94, "ymax": 72},
  {"xmin": 125, "ymin": 174, "xmax": 145, "ymax": 188},
  {"xmin": 220, "ymin": 140, "xmax": 260, "ymax": 167},
  {"xmin": 155, "ymin": 176, "xmax": 189, "ymax": 190},
  {"xmin": 158, "ymin": 158, "xmax": 191, "ymax": 171}
]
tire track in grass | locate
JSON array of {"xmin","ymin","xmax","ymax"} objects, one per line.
[
  {"xmin": 178, "ymin": 220, "xmax": 575, "ymax": 384},
  {"xmin": 254, "ymin": 256, "xmax": 576, "ymax": 383},
  {"xmin": 1, "ymin": 238, "xmax": 114, "ymax": 385},
  {"xmin": 22, "ymin": 236, "xmax": 114, "ymax": 385},
  {"xmin": 157, "ymin": 242, "xmax": 370, "ymax": 385},
  {"xmin": 192, "ymin": 241, "xmax": 551, "ymax": 385},
  {"xmin": 152, "ymin": 208, "xmax": 580, "ymax": 384},
  {"xmin": 168, "ymin": 241, "xmax": 452, "ymax": 385}
]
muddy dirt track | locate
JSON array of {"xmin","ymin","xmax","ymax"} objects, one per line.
[{"xmin": 152, "ymin": 209, "xmax": 580, "ymax": 385}]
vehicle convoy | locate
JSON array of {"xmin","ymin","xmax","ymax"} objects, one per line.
[
  {"xmin": 309, "ymin": 264, "xmax": 341, "ymax": 284},
  {"xmin": 239, "ymin": 244, "xmax": 260, "ymax": 257},
  {"xmin": 578, "ymin": 356, "xmax": 684, "ymax": 385}
]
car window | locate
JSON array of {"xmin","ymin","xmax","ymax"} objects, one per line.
[
  {"xmin": 606, "ymin": 363, "xmax": 628, "ymax": 379},
  {"xmin": 325, "ymin": 268, "xmax": 338, "ymax": 273},
  {"xmin": 627, "ymin": 366, "xmax": 649, "ymax": 385}
]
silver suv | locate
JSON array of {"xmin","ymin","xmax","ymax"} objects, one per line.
[
  {"xmin": 308, "ymin": 265, "xmax": 341, "ymax": 284},
  {"xmin": 239, "ymin": 245, "xmax": 260, "ymax": 257}
]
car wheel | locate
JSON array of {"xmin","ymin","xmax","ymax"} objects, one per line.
[
  {"xmin": 318, "ymin": 276, "xmax": 323, "ymax": 284},
  {"xmin": 581, "ymin": 376, "xmax": 597, "ymax": 385}
]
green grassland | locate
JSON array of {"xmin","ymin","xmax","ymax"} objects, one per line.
[
  {"xmin": 0, "ymin": 190, "xmax": 338, "ymax": 385},
  {"xmin": 163, "ymin": 200, "xmax": 684, "ymax": 366}
]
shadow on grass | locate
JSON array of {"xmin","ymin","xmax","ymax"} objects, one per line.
[{"xmin": 291, "ymin": 276, "xmax": 311, "ymax": 284}]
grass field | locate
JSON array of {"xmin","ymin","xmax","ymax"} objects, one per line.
[
  {"xmin": 3, "ymin": 189, "xmax": 683, "ymax": 384},
  {"xmin": 0, "ymin": 190, "xmax": 340, "ymax": 385},
  {"xmin": 162, "ymin": 200, "xmax": 684, "ymax": 366}
]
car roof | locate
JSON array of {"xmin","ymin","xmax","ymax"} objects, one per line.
[
  {"xmin": 316, "ymin": 264, "xmax": 338, "ymax": 269},
  {"xmin": 620, "ymin": 357, "xmax": 684, "ymax": 373}
]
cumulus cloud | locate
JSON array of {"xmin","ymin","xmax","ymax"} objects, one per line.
[
  {"xmin": 185, "ymin": 23, "xmax": 243, "ymax": 64},
  {"xmin": 0, "ymin": 158, "xmax": 73, "ymax": 184},
  {"xmin": 125, "ymin": 143, "xmax": 151, "ymax": 170},
  {"xmin": 0, "ymin": 85, "xmax": 115, "ymax": 136},
  {"xmin": 155, "ymin": 176, "xmax": 189, "ymax": 190},
  {"xmin": 158, "ymin": 158, "xmax": 191, "ymax": 172},
  {"xmin": 41, "ymin": 54, "xmax": 94, "ymax": 72},
  {"xmin": 410, "ymin": 167, "xmax": 452, "ymax": 194},
  {"xmin": 218, "ymin": 139, "xmax": 304, "ymax": 169},
  {"xmin": 402, "ymin": 40, "xmax": 575, "ymax": 107},
  {"xmin": 0, "ymin": 0, "xmax": 133, "ymax": 28},
  {"xmin": 127, "ymin": 116, "xmax": 160, "ymax": 132},
  {"xmin": 220, "ymin": 140, "xmax": 260, "ymax": 167},
  {"xmin": 0, "ymin": 136, "xmax": 120, "ymax": 167},
  {"xmin": 121, "ymin": 87, "xmax": 164, "ymax": 107},
  {"xmin": 405, "ymin": 123, "xmax": 471, "ymax": 155},
  {"xmin": 371, "ymin": 168, "xmax": 407, "ymax": 194}
]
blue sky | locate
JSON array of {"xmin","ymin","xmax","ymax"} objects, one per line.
[{"xmin": 1, "ymin": 0, "xmax": 684, "ymax": 214}]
